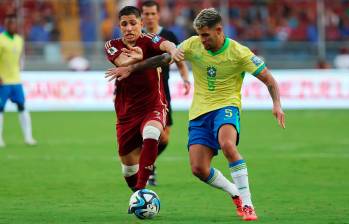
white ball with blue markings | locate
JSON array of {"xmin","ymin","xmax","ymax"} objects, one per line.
[{"xmin": 128, "ymin": 189, "xmax": 160, "ymax": 219}]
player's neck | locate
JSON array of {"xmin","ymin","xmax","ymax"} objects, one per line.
[
  {"xmin": 212, "ymin": 36, "xmax": 226, "ymax": 52},
  {"xmin": 121, "ymin": 38, "xmax": 136, "ymax": 47}
]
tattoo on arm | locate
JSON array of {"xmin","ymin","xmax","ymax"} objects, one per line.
[
  {"xmin": 259, "ymin": 70, "xmax": 281, "ymax": 105},
  {"xmin": 129, "ymin": 53, "xmax": 172, "ymax": 72},
  {"xmin": 267, "ymin": 82, "xmax": 280, "ymax": 104}
]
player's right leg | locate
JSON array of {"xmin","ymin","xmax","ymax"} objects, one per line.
[
  {"xmin": 117, "ymin": 120, "xmax": 144, "ymax": 191},
  {"xmin": 189, "ymin": 144, "xmax": 240, "ymax": 198},
  {"xmin": 0, "ymin": 85, "xmax": 11, "ymax": 147},
  {"xmin": 11, "ymin": 84, "xmax": 36, "ymax": 145},
  {"xmin": 119, "ymin": 148, "xmax": 141, "ymax": 192}
]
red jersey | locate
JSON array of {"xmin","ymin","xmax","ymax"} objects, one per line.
[{"xmin": 105, "ymin": 34, "xmax": 167, "ymax": 123}]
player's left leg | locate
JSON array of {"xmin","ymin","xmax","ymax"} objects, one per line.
[
  {"xmin": 134, "ymin": 118, "xmax": 163, "ymax": 190},
  {"xmin": 215, "ymin": 106, "xmax": 257, "ymax": 220},
  {"xmin": 11, "ymin": 84, "xmax": 36, "ymax": 145},
  {"xmin": 148, "ymin": 126, "xmax": 170, "ymax": 186},
  {"xmin": 217, "ymin": 126, "xmax": 257, "ymax": 221}
]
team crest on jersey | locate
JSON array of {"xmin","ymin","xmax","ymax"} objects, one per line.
[
  {"xmin": 152, "ymin": 35, "xmax": 161, "ymax": 43},
  {"xmin": 107, "ymin": 47, "xmax": 118, "ymax": 55},
  {"xmin": 207, "ymin": 66, "xmax": 217, "ymax": 77},
  {"xmin": 251, "ymin": 55, "xmax": 263, "ymax": 66},
  {"xmin": 207, "ymin": 66, "xmax": 217, "ymax": 91}
]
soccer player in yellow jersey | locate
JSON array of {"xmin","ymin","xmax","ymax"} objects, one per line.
[
  {"xmin": 105, "ymin": 8, "xmax": 285, "ymax": 222},
  {"xmin": 0, "ymin": 14, "xmax": 37, "ymax": 147}
]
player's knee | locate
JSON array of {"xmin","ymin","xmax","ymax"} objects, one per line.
[
  {"xmin": 17, "ymin": 104, "xmax": 25, "ymax": 112},
  {"xmin": 191, "ymin": 165, "xmax": 209, "ymax": 180},
  {"xmin": 121, "ymin": 164, "xmax": 139, "ymax": 177},
  {"xmin": 220, "ymin": 139, "xmax": 236, "ymax": 150},
  {"xmin": 142, "ymin": 126, "xmax": 161, "ymax": 140},
  {"xmin": 159, "ymin": 132, "xmax": 169, "ymax": 145}
]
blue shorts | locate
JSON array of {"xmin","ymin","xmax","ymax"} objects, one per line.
[
  {"xmin": 188, "ymin": 106, "xmax": 240, "ymax": 156},
  {"xmin": 0, "ymin": 84, "xmax": 25, "ymax": 109}
]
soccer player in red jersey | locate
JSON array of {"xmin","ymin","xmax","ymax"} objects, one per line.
[{"xmin": 104, "ymin": 6, "xmax": 179, "ymax": 192}]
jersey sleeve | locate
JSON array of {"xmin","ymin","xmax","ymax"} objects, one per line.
[
  {"xmin": 178, "ymin": 36, "xmax": 196, "ymax": 61},
  {"xmin": 240, "ymin": 47, "xmax": 266, "ymax": 76},
  {"xmin": 104, "ymin": 40, "xmax": 122, "ymax": 65},
  {"xmin": 144, "ymin": 33, "xmax": 166, "ymax": 55}
]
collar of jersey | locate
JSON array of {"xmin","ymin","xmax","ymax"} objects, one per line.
[
  {"xmin": 3, "ymin": 31, "xmax": 15, "ymax": 40},
  {"xmin": 207, "ymin": 37, "xmax": 229, "ymax": 56}
]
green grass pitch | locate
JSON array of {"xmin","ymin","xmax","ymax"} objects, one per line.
[{"xmin": 0, "ymin": 110, "xmax": 348, "ymax": 224}]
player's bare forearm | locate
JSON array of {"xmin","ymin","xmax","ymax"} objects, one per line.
[
  {"xmin": 257, "ymin": 69, "xmax": 281, "ymax": 106},
  {"xmin": 176, "ymin": 61, "xmax": 189, "ymax": 81},
  {"xmin": 129, "ymin": 53, "xmax": 172, "ymax": 72},
  {"xmin": 160, "ymin": 40, "xmax": 177, "ymax": 56},
  {"xmin": 105, "ymin": 53, "xmax": 172, "ymax": 81},
  {"xmin": 257, "ymin": 69, "xmax": 286, "ymax": 128},
  {"xmin": 175, "ymin": 60, "xmax": 191, "ymax": 95}
]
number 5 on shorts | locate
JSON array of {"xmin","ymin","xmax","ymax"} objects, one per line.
[{"xmin": 225, "ymin": 109, "xmax": 233, "ymax": 118}]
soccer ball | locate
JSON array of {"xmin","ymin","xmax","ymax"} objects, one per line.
[{"xmin": 128, "ymin": 189, "xmax": 160, "ymax": 219}]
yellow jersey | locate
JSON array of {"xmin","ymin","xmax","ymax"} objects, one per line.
[
  {"xmin": 179, "ymin": 36, "xmax": 266, "ymax": 120},
  {"xmin": 0, "ymin": 31, "xmax": 24, "ymax": 84}
]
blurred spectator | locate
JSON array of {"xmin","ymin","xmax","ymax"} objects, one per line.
[
  {"xmin": 317, "ymin": 59, "xmax": 331, "ymax": 69},
  {"xmin": 68, "ymin": 55, "xmax": 90, "ymax": 71},
  {"xmin": 28, "ymin": 14, "xmax": 49, "ymax": 42},
  {"xmin": 334, "ymin": 47, "xmax": 349, "ymax": 69},
  {"xmin": 339, "ymin": 16, "xmax": 349, "ymax": 40}
]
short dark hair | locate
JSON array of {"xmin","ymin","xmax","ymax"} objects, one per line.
[
  {"xmin": 141, "ymin": 1, "xmax": 160, "ymax": 12},
  {"xmin": 118, "ymin": 6, "xmax": 141, "ymax": 19}
]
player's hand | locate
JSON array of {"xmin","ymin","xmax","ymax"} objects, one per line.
[
  {"xmin": 105, "ymin": 67, "xmax": 131, "ymax": 81},
  {"xmin": 172, "ymin": 49, "xmax": 184, "ymax": 62},
  {"xmin": 121, "ymin": 46, "xmax": 143, "ymax": 61},
  {"xmin": 183, "ymin": 80, "xmax": 191, "ymax": 95},
  {"xmin": 272, "ymin": 105, "xmax": 285, "ymax": 129}
]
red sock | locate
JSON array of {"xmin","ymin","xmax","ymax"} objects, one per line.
[
  {"xmin": 135, "ymin": 139, "xmax": 158, "ymax": 190},
  {"xmin": 124, "ymin": 174, "xmax": 138, "ymax": 190}
]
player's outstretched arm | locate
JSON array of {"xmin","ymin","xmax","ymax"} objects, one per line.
[
  {"xmin": 175, "ymin": 61, "xmax": 191, "ymax": 95},
  {"xmin": 257, "ymin": 69, "xmax": 286, "ymax": 129},
  {"xmin": 105, "ymin": 53, "xmax": 172, "ymax": 81},
  {"xmin": 159, "ymin": 40, "xmax": 178, "ymax": 59},
  {"xmin": 113, "ymin": 46, "xmax": 143, "ymax": 67}
]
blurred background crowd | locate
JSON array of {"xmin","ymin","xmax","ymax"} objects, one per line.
[{"xmin": 1, "ymin": 0, "xmax": 349, "ymax": 70}]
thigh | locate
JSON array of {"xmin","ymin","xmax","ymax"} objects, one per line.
[
  {"xmin": 189, "ymin": 144, "xmax": 214, "ymax": 169},
  {"xmin": 0, "ymin": 85, "xmax": 11, "ymax": 108},
  {"xmin": 119, "ymin": 147, "xmax": 141, "ymax": 166},
  {"xmin": 117, "ymin": 121, "xmax": 143, "ymax": 156},
  {"xmin": 188, "ymin": 114, "xmax": 219, "ymax": 155},
  {"xmin": 213, "ymin": 106, "xmax": 240, "ymax": 145},
  {"xmin": 10, "ymin": 84, "xmax": 25, "ymax": 105},
  {"xmin": 141, "ymin": 107, "xmax": 167, "ymax": 132}
]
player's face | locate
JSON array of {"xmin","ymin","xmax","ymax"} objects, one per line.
[
  {"xmin": 5, "ymin": 18, "xmax": 17, "ymax": 34},
  {"xmin": 120, "ymin": 15, "xmax": 143, "ymax": 44},
  {"xmin": 196, "ymin": 25, "xmax": 221, "ymax": 51},
  {"xmin": 142, "ymin": 6, "xmax": 160, "ymax": 30}
]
